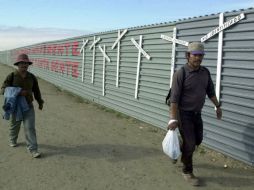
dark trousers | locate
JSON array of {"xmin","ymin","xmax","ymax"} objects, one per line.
[{"xmin": 178, "ymin": 110, "xmax": 203, "ymax": 174}]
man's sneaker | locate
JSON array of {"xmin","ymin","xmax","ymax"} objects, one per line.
[
  {"xmin": 9, "ymin": 142, "xmax": 18, "ymax": 147},
  {"xmin": 30, "ymin": 151, "xmax": 41, "ymax": 158},
  {"xmin": 182, "ymin": 173, "xmax": 200, "ymax": 186}
]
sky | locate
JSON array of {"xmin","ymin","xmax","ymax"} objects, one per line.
[{"xmin": 0, "ymin": 0, "xmax": 253, "ymax": 50}]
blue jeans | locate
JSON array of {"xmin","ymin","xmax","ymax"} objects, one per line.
[{"xmin": 9, "ymin": 106, "xmax": 38, "ymax": 152}]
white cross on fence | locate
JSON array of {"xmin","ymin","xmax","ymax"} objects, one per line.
[
  {"xmin": 131, "ymin": 35, "xmax": 151, "ymax": 99},
  {"xmin": 79, "ymin": 39, "xmax": 89, "ymax": 82}
]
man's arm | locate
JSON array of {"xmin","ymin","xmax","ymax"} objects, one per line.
[
  {"xmin": 210, "ymin": 96, "xmax": 220, "ymax": 108},
  {"xmin": 32, "ymin": 76, "xmax": 44, "ymax": 110},
  {"xmin": 167, "ymin": 103, "xmax": 179, "ymax": 130},
  {"xmin": 1, "ymin": 73, "xmax": 13, "ymax": 95},
  {"xmin": 170, "ymin": 103, "xmax": 178, "ymax": 120},
  {"xmin": 210, "ymin": 96, "xmax": 222, "ymax": 120},
  {"xmin": 205, "ymin": 69, "xmax": 222, "ymax": 120},
  {"xmin": 167, "ymin": 68, "xmax": 185, "ymax": 130}
]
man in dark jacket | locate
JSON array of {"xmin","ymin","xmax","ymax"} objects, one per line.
[
  {"xmin": 168, "ymin": 42, "xmax": 222, "ymax": 186},
  {"xmin": 1, "ymin": 53, "xmax": 44, "ymax": 158}
]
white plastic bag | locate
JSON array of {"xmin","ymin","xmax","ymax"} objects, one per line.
[{"xmin": 162, "ymin": 129, "xmax": 181, "ymax": 160}]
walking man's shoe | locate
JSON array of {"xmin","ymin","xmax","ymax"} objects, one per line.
[
  {"xmin": 30, "ymin": 151, "xmax": 41, "ymax": 158},
  {"xmin": 182, "ymin": 173, "xmax": 200, "ymax": 186},
  {"xmin": 9, "ymin": 141, "xmax": 18, "ymax": 147}
]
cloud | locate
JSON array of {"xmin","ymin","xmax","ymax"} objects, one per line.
[{"xmin": 0, "ymin": 26, "xmax": 92, "ymax": 51}]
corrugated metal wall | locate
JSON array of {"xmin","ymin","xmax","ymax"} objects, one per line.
[
  {"xmin": 175, "ymin": 8, "xmax": 254, "ymax": 165},
  {"xmin": 2, "ymin": 24, "xmax": 175, "ymax": 129},
  {"xmin": 0, "ymin": 8, "xmax": 253, "ymax": 165}
]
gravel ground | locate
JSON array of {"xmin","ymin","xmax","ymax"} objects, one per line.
[{"xmin": 0, "ymin": 64, "xmax": 253, "ymax": 190}]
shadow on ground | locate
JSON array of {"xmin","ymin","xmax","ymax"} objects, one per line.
[
  {"xmin": 39, "ymin": 143, "xmax": 162, "ymax": 162},
  {"xmin": 198, "ymin": 163, "xmax": 254, "ymax": 187}
]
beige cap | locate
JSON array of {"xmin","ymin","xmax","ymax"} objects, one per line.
[{"xmin": 187, "ymin": 42, "xmax": 205, "ymax": 55}]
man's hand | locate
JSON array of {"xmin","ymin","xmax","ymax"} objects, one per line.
[
  {"xmin": 167, "ymin": 120, "xmax": 178, "ymax": 130},
  {"xmin": 216, "ymin": 107, "xmax": 222, "ymax": 120},
  {"xmin": 39, "ymin": 103, "xmax": 43, "ymax": 110}
]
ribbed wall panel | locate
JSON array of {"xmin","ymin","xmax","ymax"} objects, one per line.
[{"xmin": 0, "ymin": 24, "xmax": 174, "ymax": 130}]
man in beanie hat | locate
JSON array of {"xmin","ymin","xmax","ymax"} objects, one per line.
[
  {"xmin": 1, "ymin": 53, "xmax": 44, "ymax": 158},
  {"xmin": 167, "ymin": 42, "xmax": 222, "ymax": 186}
]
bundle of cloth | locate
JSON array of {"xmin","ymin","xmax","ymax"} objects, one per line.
[{"xmin": 2, "ymin": 87, "xmax": 30, "ymax": 121}]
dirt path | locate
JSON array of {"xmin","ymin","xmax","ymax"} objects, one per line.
[{"xmin": 0, "ymin": 64, "xmax": 253, "ymax": 190}]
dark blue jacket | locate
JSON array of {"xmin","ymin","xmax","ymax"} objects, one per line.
[{"xmin": 2, "ymin": 87, "xmax": 30, "ymax": 121}]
